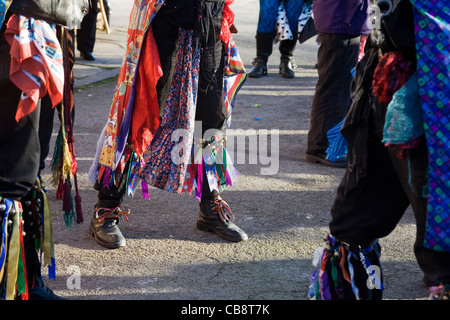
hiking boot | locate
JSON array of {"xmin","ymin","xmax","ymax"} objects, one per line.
[
  {"xmin": 197, "ymin": 195, "xmax": 248, "ymax": 242},
  {"xmin": 89, "ymin": 206, "xmax": 128, "ymax": 249}
]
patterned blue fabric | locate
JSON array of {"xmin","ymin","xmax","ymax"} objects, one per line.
[
  {"xmin": 382, "ymin": 73, "xmax": 424, "ymax": 146},
  {"xmin": 326, "ymin": 119, "xmax": 347, "ymax": 162},
  {"xmin": 136, "ymin": 29, "xmax": 200, "ymax": 194},
  {"xmin": 0, "ymin": 0, "xmax": 11, "ymax": 29},
  {"xmin": 257, "ymin": 0, "xmax": 304, "ymax": 33},
  {"xmin": 410, "ymin": 0, "xmax": 450, "ymax": 252}
]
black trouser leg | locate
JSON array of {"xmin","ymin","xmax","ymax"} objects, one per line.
[
  {"xmin": 93, "ymin": 157, "xmax": 131, "ymax": 208},
  {"xmin": 151, "ymin": 14, "xmax": 179, "ymax": 118},
  {"xmin": 1, "ymin": 23, "xmax": 56, "ymax": 296},
  {"xmin": 248, "ymin": 32, "xmax": 273, "ymax": 78},
  {"xmin": 0, "ymin": 25, "xmax": 41, "ymax": 200},
  {"xmin": 279, "ymin": 35, "xmax": 297, "ymax": 78},
  {"xmin": 329, "ymin": 102, "xmax": 450, "ymax": 293},
  {"xmin": 77, "ymin": 0, "xmax": 98, "ymax": 54},
  {"xmin": 38, "ymin": 95, "xmax": 55, "ymax": 173},
  {"xmin": 307, "ymin": 33, "xmax": 360, "ymax": 155}
]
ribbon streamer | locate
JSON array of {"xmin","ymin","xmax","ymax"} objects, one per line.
[
  {"xmin": 5, "ymin": 201, "xmax": 22, "ymax": 300},
  {"xmin": 37, "ymin": 177, "xmax": 55, "ymax": 273},
  {"xmin": 0, "ymin": 198, "xmax": 12, "ymax": 289}
]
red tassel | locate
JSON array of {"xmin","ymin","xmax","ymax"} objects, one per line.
[
  {"xmin": 62, "ymin": 179, "xmax": 72, "ymax": 212},
  {"xmin": 74, "ymin": 174, "xmax": 83, "ymax": 224},
  {"xmin": 56, "ymin": 178, "xmax": 64, "ymax": 200},
  {"xmin": 75, "ymin": 193, "xmax": 83, "ymax": 224}
]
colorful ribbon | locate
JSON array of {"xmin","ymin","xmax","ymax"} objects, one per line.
[
  {"xmin": 37, "ymin": 177, "xmax": 55, "ymax": 279},
  {"xmin": 5, "ymin": 200, "xmax": 25, "ymax": 300},
  {"xmin": 0, "ymin": 198, "xmax": 11, "ymax": 292}
]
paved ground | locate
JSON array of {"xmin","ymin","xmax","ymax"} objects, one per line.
[{"xmin": 37, "ymin": 0, "xmax": 429, "ymax": 304}]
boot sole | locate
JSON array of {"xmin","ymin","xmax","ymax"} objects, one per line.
[
  {"xmin": 248, "ymin": 72, "xmax": 267, "ymax": 78},
  {"xmin": 248, "ymin": 68, "xmax": 268, "ymax": 78},
  {"xmin": 280, "ymin": 72, "xmax": 295, "ymax": 79},
  {"xmin": 196, "ymin": 221, "xmax": 248, "ymax": 242},
  {"xmin": 89, "ymin": 225, "xmax": 127, "ymax": 249},
  {"xmin": 305, "ymin": 153, "xmax": 347, "ymax": 168}
]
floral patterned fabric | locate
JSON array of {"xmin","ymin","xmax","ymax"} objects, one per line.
[
  {"xmin": 135, "ymin": 29, "xmax": 199, "ymax": 194},
  {"xmin": 90, "ymin": 0, "xmax": 246, "ymax": 199}
]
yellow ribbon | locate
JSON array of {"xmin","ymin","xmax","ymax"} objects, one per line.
[{"xmin": 5, "ymin": 201, "xmax": 22, "ymax": 300}]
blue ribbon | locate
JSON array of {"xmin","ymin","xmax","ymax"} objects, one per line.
[{"xmin": 0, "ymin": 198, "xmax": 13, "ymax": 283}]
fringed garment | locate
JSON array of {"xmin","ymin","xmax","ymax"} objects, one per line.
[
  {"xmin": 89, "ymin": 0, "xmax": 247, "ymax": 199},
  {"xmin": 0, "ymin": 178, "xmax": 55, "ymax": 300}
]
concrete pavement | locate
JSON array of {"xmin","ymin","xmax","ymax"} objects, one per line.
[{"xmin": 39, "ymin": 0, "xmax": 429, "ymax": 303}]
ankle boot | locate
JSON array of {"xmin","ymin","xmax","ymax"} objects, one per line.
[
  {"xmin": 249, "ymin": 32, "xmax": 273, "ymax": 78},
  {"xmin": 279, "ymin": 38, "xmax": 297, "ymax": 78},
  {"xmin": 197, "ymin": 195, "xmax": 248, "ymax": 242},
  {"xmin": 89, "ymin": 197, "xmax": 128, "ymax": 249},
  {"xmin": 249, "ymin": 57, "xmax": 268, "ymax": 78},
  {"xmin": 279, "ymin": 57, "xmax": 296, "ymax": 78}
]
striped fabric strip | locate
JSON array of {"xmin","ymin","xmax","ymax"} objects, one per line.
[{"xmin": 223, "ymin": 38, "xmax": 247, "ymax": 127}]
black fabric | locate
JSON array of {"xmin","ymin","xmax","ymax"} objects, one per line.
[
  {"xmin": 158, "ymin": 0, "xmax": 224, "ymax": 53},
  {"xmin": 306, "ymin": 33, "xmax": 360, "ymax": 155},
  {"xmin": 329, "ymin": 34, "xmax": 450, "ymax": 287},
  {"xmin": 328, "ymin": 243, "xmax": 383, "ymax": 300},
  {"xmin": 370, "ymin": 0, "xmax": 416, "ymax": 59},
  {"xmin": 298, "ymin": 17, "xmax": 317, "ymax": 44},
  {"xmin": 158, "ymin": 0, "xmax": 196, "ymax": 30},
  {"xmin": 330, "ymin": 101, "xmax": 450, "ymax": 286},
  {"xmin": 38, "ymin": 95, "xmax": 56, "ymax": 173},
  {"xmin": 95, "ymin": 3, "xmax": 226, "ymax": 202},
  {"xmin": 94, "ymin": 156, "xmax": 131, "ymax": 202},
  {"xmin": 77, "ymin": 0, "xmax": 98, "ymax": 54},
  {"xmin": 279, "ymin": 34, "xmax": 297, "ymax": 59},
  {"xmin": 255, "ymin": 32, "xmax": 274, "ymax": 58},
  {"xmin": 0, "ymin": 20, "xmax": 41, "ymax": 200},
  {"xmin": 21, "ymin": 191, "xmax": 43, "ymax": 287},
  {"xmin": 340, "ymin": 45, "xmax": 380, "ymax": 195},
  {"xmin": 152, "ymin": 2, "xmax": 225, "ymax": 131}
]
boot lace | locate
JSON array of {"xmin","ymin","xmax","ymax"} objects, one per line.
[
  {"xmin": 95, "ymin": 206, "xmax": 131, "ymax": 224},
  {"xmin": 211, "ymin": 195, "xmax": 235, "ymax": 224}
]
